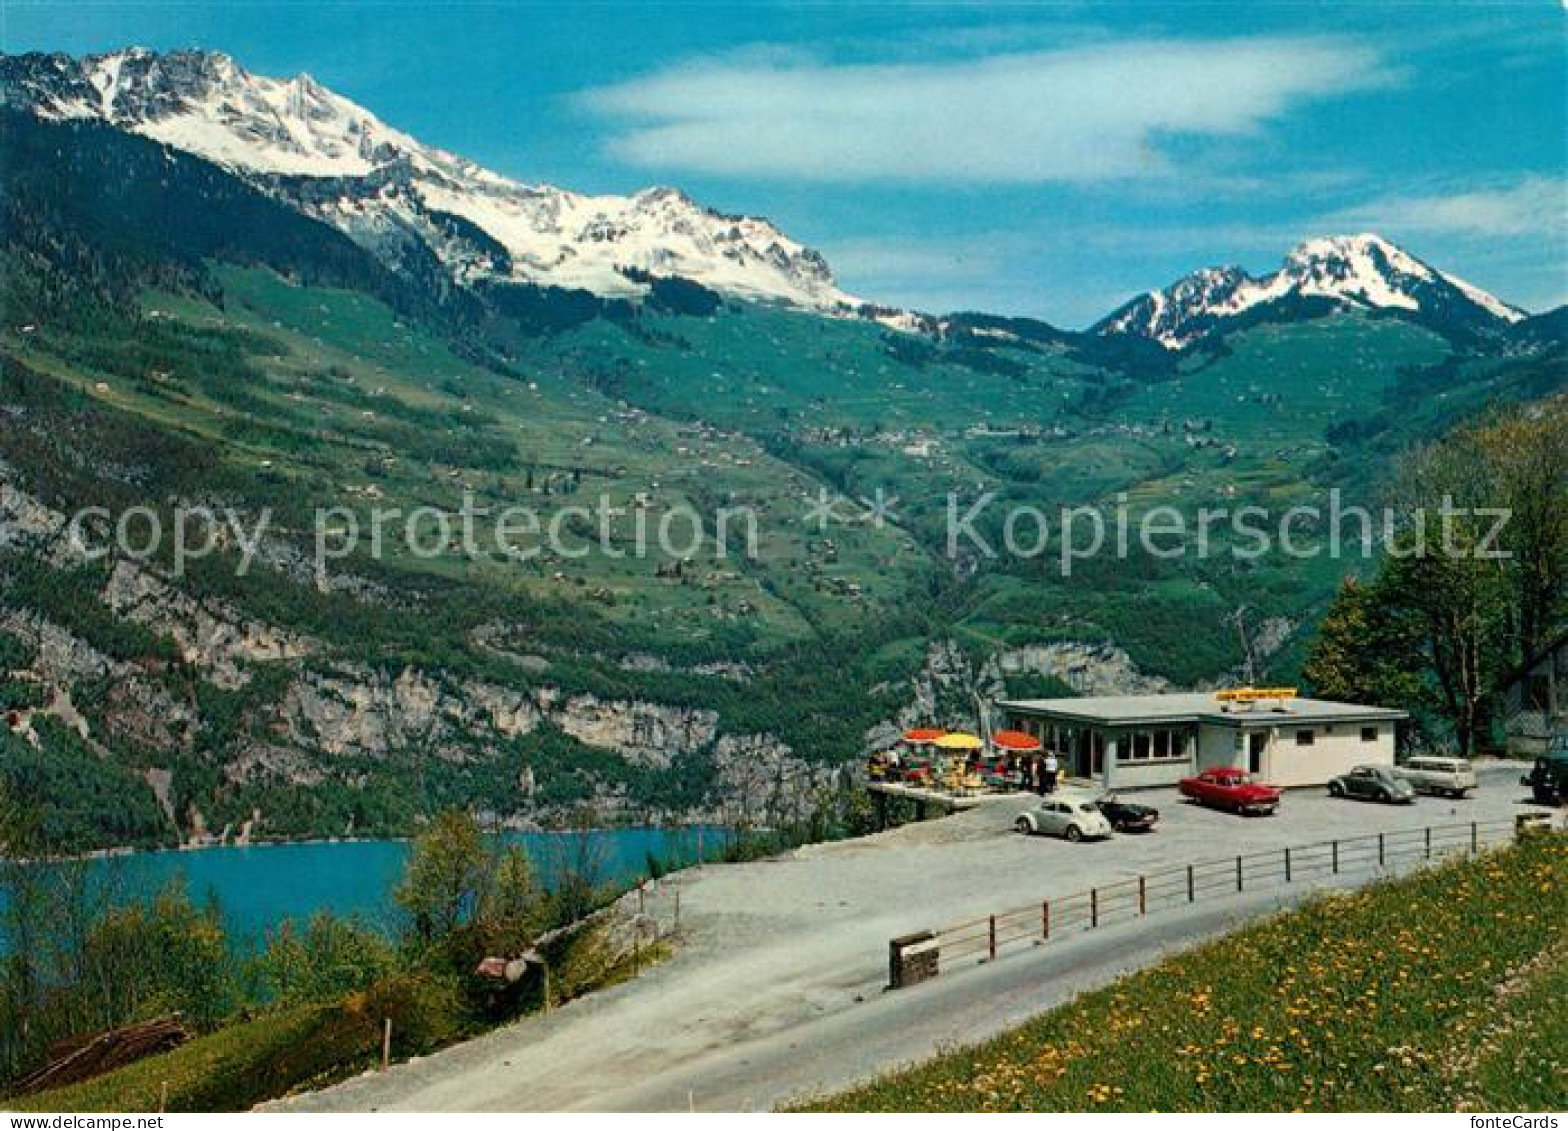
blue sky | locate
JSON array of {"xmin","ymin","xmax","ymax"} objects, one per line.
[{"xmin": 3, "ymin": 1, "xmax": 1564, "ymax": 325}]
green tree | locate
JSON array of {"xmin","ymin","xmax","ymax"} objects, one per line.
[
  {"xmin": 545, "ymin": 810, "xmax": 609, "ymax": 925},
  {"xmin": 76, "ymin": 882, "xmax": 236, "ymax": 1031},
  {"xmin": 1388, "ymin": 423, "xmax": 1518, "ymax": 754},
  {"xmin": 1307, "ymin": 397, "xmax": 1566, "ymax": 757},
  {"xmin": 476, "ymin": 845, "xmax": 545, "ymax": 952},
  {"xmin": 0, "ymin": 777, "xmax": 46, "ymax": 1082},
  {"xmin": 1477, "ymin": 397, "xmax": 1568, "ymax": 660},
  {"xmin": 256, "ymin": 911, "xmax": 397, "ymax": 1006},
  {"xmin": 1379, "ymin": 534, "xmax": 1511, "ymax": 756},
  {"xmin": 394, "ymin": 810, "xmax": 489, "ymax": 944},
  {"xmin": 1304, "ymin": 575, "xmax": 1427, "ymax": 727},
  {"xmin": 394, "ymin": 811, "xmax": 550, "ymax": 960}
]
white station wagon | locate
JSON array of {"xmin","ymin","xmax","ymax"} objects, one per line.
[{"xmin": 1396, "ymin": 756, "xmax": 1478, "ymax": 798}]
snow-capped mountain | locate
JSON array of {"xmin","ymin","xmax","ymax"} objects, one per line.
[
  {"xmin": 1098, "ymin": 234, "xmax": 1525, "ymax": 350},
  {"xmin": 0, "ymin": 49, "xmax": 1535, "ymax": 347},
  {"xmin": 0, "ymin": 48, "xmax": 858, "ymax": 312}
]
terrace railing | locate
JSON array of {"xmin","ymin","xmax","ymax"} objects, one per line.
[{"xmin": 887, "ymin": 814, "xmax": 1555, "ymax": 989}]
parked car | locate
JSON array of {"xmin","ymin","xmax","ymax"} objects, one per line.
[
  {"xmin": 1014, "ymin": 794, "xmax": 1113, "ymax": 841},
  {"xmin": 1395, "ymin": 756, "xmax": 1478, "ymax": 798},
  {"xmin": 1522, "ymin": 744, "xmax": 1568, "ymax": 806},
  {"xmin": 1095, "ymin": 793, "xmax": 1159, "ymax": 832},
  {"xmin": 1328, "ymin": 764, "xmax": 1416, "ymax": 804},
  {"xmin": 1178, "ymin": 767, "xmax": 1281, "ymax": 816}
]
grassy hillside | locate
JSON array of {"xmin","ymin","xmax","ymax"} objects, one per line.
[
  {"xmin": 803, "ymin": 830, "xmax": 1568, "ymax": 1112},
  {"xmin": 3, "ymin": 109, "xmax": 1561, "ymax": 846}
]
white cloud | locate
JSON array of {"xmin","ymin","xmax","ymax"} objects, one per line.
[
  {"xmin": 578, "ymin": 37, "xmax": 1388, "ymax": 184},
  {"xmin": 1320, "ymin": 177, "xmax": 1567, "ymax": 238}
]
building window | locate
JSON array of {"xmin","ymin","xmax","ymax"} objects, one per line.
[
  {"xmin": 1116, "ymin": 727, "xmax": 1188, "ymax": 763},
  {"xmin": 1361, "ymin": 726, "xmax": 1378, "ymax": 742},
  {"xmin": 1295, "ymin": 729, "xmax": 1316, "ymax": 746},
  {"xmin": 1525, "ymin": 675, "xmax": 1552, "ymax": 711}
]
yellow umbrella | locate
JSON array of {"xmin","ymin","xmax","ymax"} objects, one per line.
[{"xmin": 933, "ymin": 732, "xmax": 983, "ymax": 751}]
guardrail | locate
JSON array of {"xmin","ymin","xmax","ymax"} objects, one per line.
[{"xmin": 887, "ymin": 813, "xmax": 1555, "ymax": 989}]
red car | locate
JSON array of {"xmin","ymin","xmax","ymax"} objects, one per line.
[{"xmin": 1178, "ymin": 767, "xmax": 1281, "ymax": 816}]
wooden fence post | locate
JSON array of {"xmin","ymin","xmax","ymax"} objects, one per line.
[
  {"xmin": 1284, "ymin": 847, "xmax": 1292, "ymax": 884},
  {"xmin": 1236, "ymin": 855, "xmax": 1244, "ymax": 893},
  {"xmin": 1471, "ymin": 821, "xmax": 1479, "ymax": 854},
  {"xmin": 1425, "ymin": 827, "xmax": 1432, "ymax": 859},
  {"xmin": 1332, "ymin": 839, "xmax": 1339, "ymax": 874},
  {"xmin": 381, "ymin": 1017, "xmax": 392, "ymax": 1071},
  {"xmin": 1042, "ymin": 900, "xmax": 1050, "ymax": 940},
  {"xmin": 1138, "ymin": 875, "xmax": 1147, "ymax": 916},
  {"xmin": 988, "ymin": 915, "xmax": 997, "ymax": 961},
  {"xmin": 1090, "ymin": 888, "xmax": 1099, "ymax": 928},
  {"xmin": 1378, "ymin": 832, "xmax": 1385, "ymax": 868},
  {"xmin": 1186, "ymin": 864, "xmax": 1195, "ymax": 903}
]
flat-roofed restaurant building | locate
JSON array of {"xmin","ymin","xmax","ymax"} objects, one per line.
[{"xmin": 998, "ymin": 692, "xmax": 1407, "ymax": 790}]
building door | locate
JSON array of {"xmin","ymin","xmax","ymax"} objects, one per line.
[{"xmin": 1248, "ymin": 731, "xmax": 1267, "ymax": 775}]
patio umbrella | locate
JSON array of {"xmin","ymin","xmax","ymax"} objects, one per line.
[
  {"xmin": 933, "ymin": 732, "xmax": 983, "ymax": 752},
  {"xmin": 991, "ymin": 729, "xmax": 1043, "ymax": 753},
  {"xmin": 902, "ymin": 727, "xmax": 947, "ymax": 744}
]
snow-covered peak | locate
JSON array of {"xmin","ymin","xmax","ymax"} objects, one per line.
[
  {"xmin": 1270, "ymin": 233, "xmax": 1432, "ymax": 311},
  {"xmin": 1097, "ymin": 233, "xmax": 1524, "ymax": 350},
  {"xmin": 1098, "ymin": 265, "xmax": 1252, "ymax": 348},
  {"xmin": 0, "ymin": 48, "xmax": 859, "ymax": 312},
  {"xmin": 1275, "ymin": 232, "xmax": 1524, "ymax": 325},
  {"xmin": 5, "ymin": 47, "xmax": 424, "ymax": 177},
  {"xmin": 1288, "ymin": 232, "xmax": 1426, "ymax": 273},
  {"xmin": 1423, "ymin": 267, "xmax": 1525, "ymax": 324}
]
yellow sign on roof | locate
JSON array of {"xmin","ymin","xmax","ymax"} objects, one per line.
[{"xmin": 1214, "ymin": 688, "xmax": 1298, "ymax": 702}]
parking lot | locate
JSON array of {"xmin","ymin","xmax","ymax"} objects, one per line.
[
  {"xmin": 981, "ymin": 760, "xmax": 1550, "ymax": 877},
  {"xmin": 289, "ymin": 758, "xmax": 1560, "ymax": 1111},
  {"xmin": 755, "ymin": 760, "xmax": 1558, "ymax": 957}
]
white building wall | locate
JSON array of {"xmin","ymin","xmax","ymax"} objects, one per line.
[
  {"xmin": 1197, "ymin": 725, "xmax": 1243, "ymax": 772},
  {"xmin": 1262, "ymin": 721, "xmax": 1394, "ymax": 787},
  {"xmin": 1104, "ymin": 757, "xmax": 1192, "ymax": 790}
]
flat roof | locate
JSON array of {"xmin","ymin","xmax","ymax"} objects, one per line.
[{"xmin": 999, "ymin": 692, "xmax": 1407, "ymax": 729}]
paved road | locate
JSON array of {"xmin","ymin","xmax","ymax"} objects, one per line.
[{"xmin": 278, "ymin": 762, "xmax": 1555, "ymax": 1111}]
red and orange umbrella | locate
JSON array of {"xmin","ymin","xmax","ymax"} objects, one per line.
[
  {"xmin": 902, "ymin": 727, "xmax": 948, "ymax": 744},
  {"xmin": 991, "ymin": 729, "xmax": 1043, "ymax": 753}
]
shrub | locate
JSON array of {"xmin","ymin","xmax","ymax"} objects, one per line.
[{"xmin": 254, "ymin": 912, "xmax": 398, "ymax": 1007}]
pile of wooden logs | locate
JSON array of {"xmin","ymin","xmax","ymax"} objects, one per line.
[{"xmin": 16, "ymin": 1014, "xmax": 191, "ymax": 1094}]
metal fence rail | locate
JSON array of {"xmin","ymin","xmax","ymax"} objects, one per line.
[{"xmin": 887, "ymin": 815, "xmax": 1552, "ymax": 988}]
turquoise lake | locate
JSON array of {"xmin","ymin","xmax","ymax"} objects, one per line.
[{"xmin": 47, "ymin": 826, "xmax": 725, "ymax": 946}]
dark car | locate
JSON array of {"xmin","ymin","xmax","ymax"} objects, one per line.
[
  {"xmin": 1328, "ymin": 764, "xmax": 1415, "ymax": 804},
  {"xmin": 1096, "ymin": 794, "xmax": 1159, "ymax": 832},
  {"xmin": 1522, "ymin": 745, "xmax": 1568, "ymax": 806}
]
